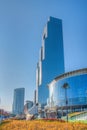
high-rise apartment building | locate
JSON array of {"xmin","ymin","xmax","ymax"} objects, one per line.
[
  {"xmin": 36, "ymin": 17, "xmax": 65, "ymax": 106},
  {"xmin": 12, "ymin": 88, "xmax": 25, "ymax": 115}
]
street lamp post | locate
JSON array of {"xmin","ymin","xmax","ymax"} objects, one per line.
[{"xmin": 62, "ymin": 83, "xmax": 69, "ymax": 122}]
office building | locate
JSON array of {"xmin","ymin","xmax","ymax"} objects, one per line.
[
  {"xmin": 46, "ymin": 68, "xmax": 87, "ymax": 118},
  {"xmin": 34, "ymin": 90, "xmax": 36, "ymax": 104},
  {"xmin": 36, "ymin": 17, "xmax": 65, "ymax": 105},
  {"xmin": 12, "ymin": 88, "xmax": 25, "ymax": 115}
]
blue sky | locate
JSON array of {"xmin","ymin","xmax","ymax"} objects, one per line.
[{"xmin": 0, "ymin": 0, "xmax": 87, "ymax": 111}]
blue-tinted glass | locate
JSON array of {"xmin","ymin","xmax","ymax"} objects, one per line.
[
  {"xmin": 12, "ymin": 88, "xmax": 25, "ymax": 114},
  {"xmin": 37, "ymin": 17, "xmax": 65, "ymax": 105},
  {"xmin": 49, "ymin": 74, "xmax": 87, "ymax": 107}
]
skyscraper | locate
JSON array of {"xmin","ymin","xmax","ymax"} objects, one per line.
[
  {"xmin": 34, "ymin": 90, "xmax": 36, "ymax": 104},
  {"xmin": 12, "ymin": 88, "xmax": 25, "ymax": 115},
  {"xmin": 36, "ymin": 17, "xmax": 65, "ymax": 106}
]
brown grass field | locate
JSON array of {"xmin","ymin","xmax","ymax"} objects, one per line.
[{"xmin": 0, "ymin": 119, "xmax": 87, "ymax": 130}]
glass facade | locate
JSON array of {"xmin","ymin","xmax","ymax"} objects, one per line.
[
  {"xmin": 36, "ymin": 17, "xmax": 65, "ymax": 105},
  {"xmin": 49, "ymin": 69, "xmax": 87, "ymax": 111},
  {"xmin": 12, "ymin": 88, "xmax": 25, "ymax": 115}
]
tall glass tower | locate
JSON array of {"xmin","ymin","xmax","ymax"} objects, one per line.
[
  {"xmin": 12, "ymin": 88, "xmax": 25, "ymax": 115},
  {"xmin": 36, "ymin": 17, "xmax": 65, "ymax": 106}
]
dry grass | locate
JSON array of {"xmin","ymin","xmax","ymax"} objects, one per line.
[{"xmin": 0, "ymin": 119, "xmax": 87, "ymax": 130}]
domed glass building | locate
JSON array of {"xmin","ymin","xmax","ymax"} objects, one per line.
[{"xmin": 46, "ymin": 68, "xmax": 87, "ymax": 117}]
